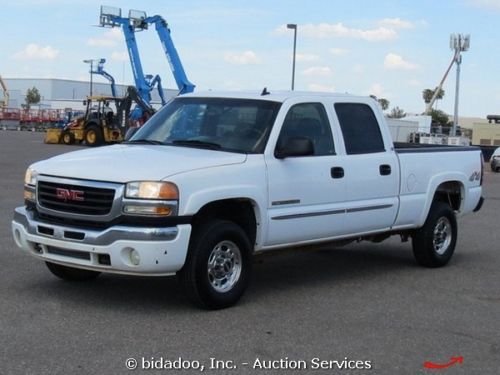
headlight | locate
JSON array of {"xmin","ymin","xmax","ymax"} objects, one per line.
[
  {"xmin": 125, "ymin": 181, "xmax": 178, "ymax": 200},
  {"xmin": 123, "ymin": 181, "xmax": 178, "ymax": 216},
  {"xmin": 24, "ymin": 168, "xmax": 38, "ymax": 186}
]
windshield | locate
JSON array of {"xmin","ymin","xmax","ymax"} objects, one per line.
[{"xmin": 129, "ymin": 97, "xmax": 282, "ymax": 153}]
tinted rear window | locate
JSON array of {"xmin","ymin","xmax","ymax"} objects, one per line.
[{"xmin": 334, "ymin": 103, "xmax": 385, "ymax": 154}]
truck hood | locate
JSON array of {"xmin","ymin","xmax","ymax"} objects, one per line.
[{"xmin": 33, "ymin": 144, "xmax": 247, "ymax": 183}]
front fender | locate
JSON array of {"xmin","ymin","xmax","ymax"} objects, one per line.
[{"xmin": 171, "ymin": 160, "xmax": 268, "ymax": 247}]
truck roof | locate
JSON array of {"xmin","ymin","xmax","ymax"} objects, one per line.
[{"xmin": 179, "ymin": 90, "xmax": 363, "ymax": 103}]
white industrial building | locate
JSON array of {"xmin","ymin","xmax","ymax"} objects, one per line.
[{"xmin": 3, "ymin": 78, "xmax": 177, "ymax": 111}]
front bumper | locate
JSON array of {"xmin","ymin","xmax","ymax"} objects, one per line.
[
  {"xmin": 11, "ymin": 206, "xmax": 192, "ymax": 276},
  {"xmin": 491, "ymin": 159, "xmax": 500, "ymax": 172},
  {"xmin": 473, "ymin": 196, "xmax": 484, "ymax": 213}
]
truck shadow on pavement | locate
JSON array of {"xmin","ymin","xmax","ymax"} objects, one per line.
[{"xmin": 19, "ymin": 241, "xmax": 466, "ymax": 311}]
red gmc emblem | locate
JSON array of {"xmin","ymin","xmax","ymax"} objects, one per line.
[{"xmin": 55, "ymin": 188, "xmax": 85, "ymax": 202}]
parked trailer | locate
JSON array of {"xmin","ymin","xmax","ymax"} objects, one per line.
[
  {"xmin": 19, "ymin": 109, "xmax": 66, "ymax": 131},
  {"xmin": 0, "ymin": 108, "xmax": 20, "ymax": 130}
]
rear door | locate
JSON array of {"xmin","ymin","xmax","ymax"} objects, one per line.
[{"xmin": 331, "ymin": 101, "xmax": 399, "ymax": 234}]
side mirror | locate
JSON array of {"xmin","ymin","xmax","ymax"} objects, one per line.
[{"xmin": 275, "ymin": 137, "xmax": 314, "ymax": 159}]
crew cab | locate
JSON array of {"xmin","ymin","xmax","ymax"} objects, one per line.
[{"xmin": 12, "ymin": 91, "xmax": 484, "ymax": 309}]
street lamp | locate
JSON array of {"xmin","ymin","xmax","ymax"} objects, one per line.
[
  {"xmin": 287, "ymin": 24, "xmax": 297, "ymax": 91},
  {"xmin": 83, "ymin": 59, "xmax": 98, "ymax": 97},
  {"xmin": 450, "ymin": 34, "xmax": 470, "ymax": 137}
]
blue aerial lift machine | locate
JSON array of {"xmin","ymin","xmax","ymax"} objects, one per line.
[
  {"xmin": 99, "ymin": 6, "xmax": 195, "ymax": 121},
  {"xmin": 46, "ymin": 6, "xmax": 195, "ymax": 146}
]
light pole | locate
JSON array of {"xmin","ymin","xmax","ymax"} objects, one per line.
[
  {"xmin": 83, "ymin": 59, "xmax": 97, "ymax": 97},
  {"xmin": 450, "ymin": 34, "xmax": 470, "ymax": 137},
  {"xmin": 287, "ymin": 24, "xmax": 297, "ymax": 91}
]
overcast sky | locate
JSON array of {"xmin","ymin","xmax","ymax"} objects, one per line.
[{"xmin": 0, "ymin": 0, "xmax": 498, "ymax": 117}]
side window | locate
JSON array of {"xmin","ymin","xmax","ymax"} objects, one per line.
[
  {"xmin": 334, "ymin": 103, "xmax": 385, "ymax": 154},
  {"xmin": 277, "ymin": 103, "xmax": 335, "ymax": 156}
]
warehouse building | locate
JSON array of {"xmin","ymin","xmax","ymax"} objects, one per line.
[{"xmin": 4, "ymin": 78, "xmax": 176, "ymax": 111}]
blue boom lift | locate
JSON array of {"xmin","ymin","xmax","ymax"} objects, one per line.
[
  {"xmin": 98, "ymin": 6, "xmax": 195, "ymax": 120},
  {"xmin": 91, "ymin": 58, "xmax": 117, "ymax": 98}
]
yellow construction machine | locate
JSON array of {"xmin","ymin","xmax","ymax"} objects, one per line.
[{"xmin": 45, "ymin": 95, "xmax": 131, "ymax": 146}]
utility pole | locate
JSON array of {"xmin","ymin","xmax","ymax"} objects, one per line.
[
  {"xmin": 83, "ymin": 59, "xmax": 98, "ymax": 97},
  {"xmin": 450, "ymin": 34, "xmax": 470, "ymax": 137},
  {"xmin": 287, "ymin": 24, "xmax": 297, "ymax": 90}
]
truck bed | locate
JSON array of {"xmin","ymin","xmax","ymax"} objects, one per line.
[{"xmin": 394, "ymin": 142, "xmax": 481, "ymax": 153}]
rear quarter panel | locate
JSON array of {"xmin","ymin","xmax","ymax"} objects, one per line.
[{"xmin": 394, "ymin": 149, "xmax": 482, "ymax": 228}]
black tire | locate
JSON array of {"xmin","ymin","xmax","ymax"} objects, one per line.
[
  {"xmin": 178, "ymin": 220, "xmax": 252, "ymax": 309},
  {"xmin": 412, "ymin": 201, "xmax": 457, "ymax": 268},
  {"xmin": 84, "ymin": 124, "xmax": 104, "ymax": 146},
  {"xmin": 45, "ymin": 262, "xmax": 101, "ymax": 281},
  {"xmin": 61, "ymin": 131, "xmax": 75, "ymax": 145}
]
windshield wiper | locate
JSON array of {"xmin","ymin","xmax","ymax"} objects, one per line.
[
  {"xmin": 172, "ymin": 139, "xmax": 222, "ymax": 150},
  {"xmin": 124, "ymin": 139, "xmax": 167, "ymax": 145}
]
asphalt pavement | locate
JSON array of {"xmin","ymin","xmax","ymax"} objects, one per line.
[{"xmin": 0, "ymin": 131, "xmax": 498, "ymax": 374}]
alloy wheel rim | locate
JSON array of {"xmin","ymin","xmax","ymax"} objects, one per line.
[
  {"xmin": 433, "ymin": 216, "xmax": 452, "ymax": 255},
  {"xmin": 207, "ymin": 240, "xmax": 242, "ymax": 293}
]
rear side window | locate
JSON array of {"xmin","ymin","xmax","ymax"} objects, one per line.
[{"xmin": 334, "ymin": 103, "xmax": 385, "ymax": 154}]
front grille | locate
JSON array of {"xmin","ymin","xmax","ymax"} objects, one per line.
[
  {"xmin": 46, "ymin": 246, "xmax": 91, "ymax": 260},
  {"xmin": 37, "ymin": 212, "xmax": 111, "ymax": 229},
  {"xmin": 38, "ymin": 181, "xmax": 115, "ymax": 216}
]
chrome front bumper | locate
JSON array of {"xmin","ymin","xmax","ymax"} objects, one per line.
[{"xmin": 11, "ymin": 206, "xmax": 192, "ymax": 276}]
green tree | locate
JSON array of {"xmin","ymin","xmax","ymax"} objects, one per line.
[
  {"xmin": 25, "ymin": 87, "xmax": 41, "ymax": 110},
  {"xmin": 370, "ymin": 95, "xmax": 390, "ymax": 111},
  {"xmin": 377, "ymin": 98, "xmax": 390, "ymax": 111},
  {"xmin": 388, "ymin": 106, "xmax": 406, "ymax": 119},
  {"xmin": 422, "ymin": 87, "xmax": 445, "ymax": 106},
  {"xmin": 428, "ymin": 109, "xmax": 451, "ymax": 128}
]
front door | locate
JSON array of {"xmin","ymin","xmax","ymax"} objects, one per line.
[{"xmin": 264, "ymin": 102, "xmax": 347, "ymax": 247}]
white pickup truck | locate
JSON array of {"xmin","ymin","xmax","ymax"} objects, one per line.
[{"xmin": 12, "ymin": 91, "xmax": 484, "ymax": 309}]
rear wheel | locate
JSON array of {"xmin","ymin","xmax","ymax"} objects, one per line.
[
  {"xmin": 45, "ymin": 262, "xmax": 101, "ymax": 281},
  {"xmin": 84, "ymin": 124, "xmax": 104, "ymax": 146},
  {"xmin": 178, "ymin": 220, "xmax": 252, "ymax": 309},
  {"xmin": 61, "ymin": 131, "xmax": 75, "ymax": 145},
  {"xmin": 412, "ymin": 201, "xmax": 457, "ymax": 267}
]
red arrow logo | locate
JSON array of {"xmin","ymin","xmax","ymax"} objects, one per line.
[{"xmin": 424, "ymin": 356, "xmax": 463, "ymax": 369}]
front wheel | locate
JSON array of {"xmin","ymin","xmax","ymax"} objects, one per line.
[
  {"xmin": 412, "ymin": 201, "xmax": 457, "ymax": 267},
  {"xmin": 84, "ymin": 125, "xmax": 104, "ymax": 146},
  {"xmin": 45, "ymin": 262, "xmax": 101, "ymax": 281},
  {"xmin": 61, "ymin": 131, "xmax": 75, "ymax": 145},
  {"xmin": 178, "ymin": 220, "xmax": 252, "ymax": 309}
]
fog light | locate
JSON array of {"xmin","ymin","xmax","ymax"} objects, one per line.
[{"xmin": 129, "ymin": 249, "xmax": 140, "ymax": 266}]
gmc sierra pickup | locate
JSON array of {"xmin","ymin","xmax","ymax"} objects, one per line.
[{"xmin": 12, "ymin": 91, "xmax": 484, "ymax": 309}]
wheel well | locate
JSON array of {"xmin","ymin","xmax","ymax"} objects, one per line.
[
  {"xmin": 85, "ymin": 121, "xmax": 101, "ymax": 130},
  {"xmin": 433, "ymin": 181, "xmax": 463, "ymax": 211},
  {"xmin": 192, "ymin": 199, "xmax": 258, "ymax": 247}
]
